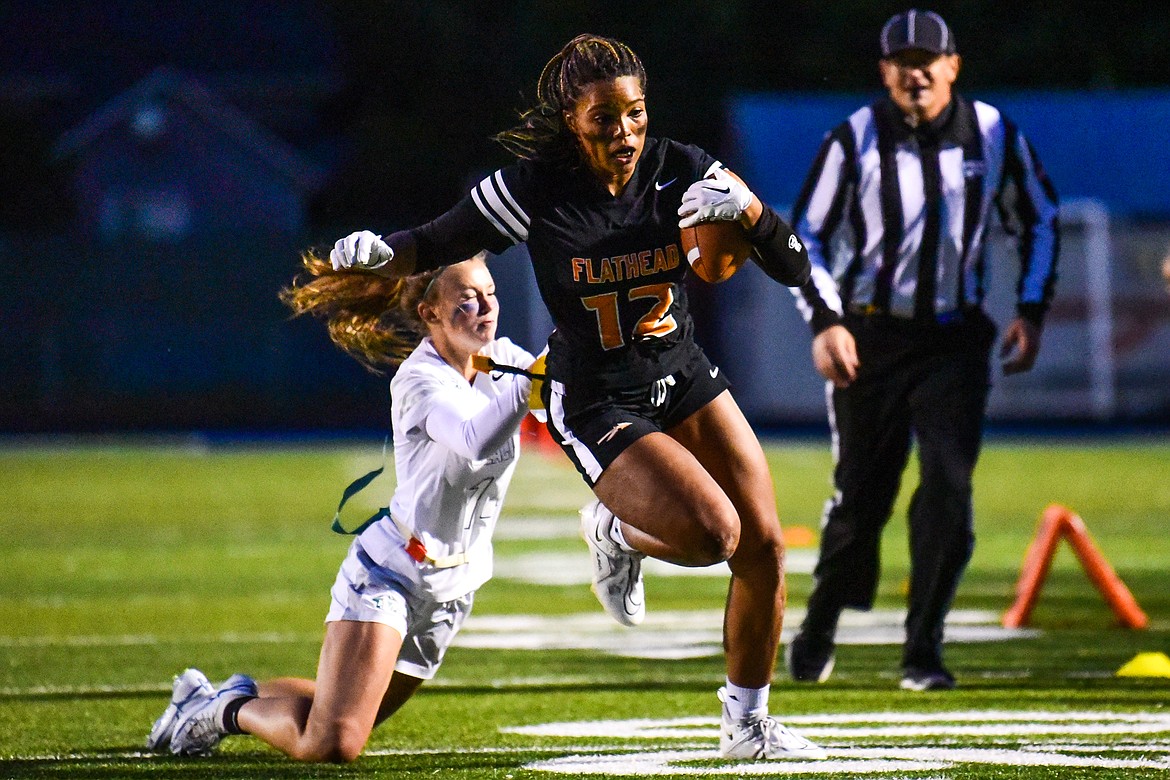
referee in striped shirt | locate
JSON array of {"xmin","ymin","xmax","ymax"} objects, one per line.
[{"xmin": 785, "ymin": 9, "xmax": 1059, "ymax": 691}]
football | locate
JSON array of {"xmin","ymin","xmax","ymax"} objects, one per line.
[{"xmin": 680, "ymin": 220, "xmax": 754, "ymax": 283}]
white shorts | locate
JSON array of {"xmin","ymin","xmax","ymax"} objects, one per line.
[{"xmin": 326, "ymin": 539, "xmax": 474, "ymax": 680}]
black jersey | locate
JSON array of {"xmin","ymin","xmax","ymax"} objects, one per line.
[{"xmin": 410, "ymin": 137, "xmax": 722, "ymax": 390}]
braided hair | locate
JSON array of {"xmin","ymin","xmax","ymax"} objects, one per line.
[{"xmin": 494, "ymin": 34, "xmax": 646, "ymax": 167}]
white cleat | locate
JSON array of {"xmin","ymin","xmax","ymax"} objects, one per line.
[
  {"xmin": 580, "ymin": 499, "xmax": 645, "ymax": 626},
  {"xmin": 146, "ymin": 668, "xmax": 215, "ymax": 751},
  {"xmin": 718, "ymin": 687, "xmax": 828, "ymax": 761},
  {"xmin": 170, "ymin": 673, "xmax": 258, "ymax": 757}
]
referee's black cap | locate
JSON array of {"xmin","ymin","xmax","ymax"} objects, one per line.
[{"xmin": 880, "ymin": 9, "xmax": 956, "ymax": 57}]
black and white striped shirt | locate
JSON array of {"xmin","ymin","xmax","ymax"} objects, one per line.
[{"xmin": 791, "ymin": 95, "xmax": 1059, "ymax": 330}]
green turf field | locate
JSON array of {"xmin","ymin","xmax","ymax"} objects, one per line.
[{"xmin": 2, "ymin": 435, "xmax": 1168, "ymax": 778}]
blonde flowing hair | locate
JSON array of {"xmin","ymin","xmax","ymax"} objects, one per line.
[{"xmin": 279, "ymin": 250, "xmax": 448, "ymax": 374}]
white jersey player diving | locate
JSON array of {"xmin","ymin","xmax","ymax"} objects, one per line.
[
  {"xmin": 346, "ymin": 333, "xmax": 534, "ymax": 606},
  {"xmin": 148, "ymin": 255, "xmax": 542, "ymax": 763}
]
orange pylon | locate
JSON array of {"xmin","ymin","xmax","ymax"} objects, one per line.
[{"xmin": 1002, "ymin": 504, "xmax": 1148, "ymax": 629}]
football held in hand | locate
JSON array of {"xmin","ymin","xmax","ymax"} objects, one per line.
[{"xmin": 681, "ymin": 220, "xmax": 754, "ymax": 283}]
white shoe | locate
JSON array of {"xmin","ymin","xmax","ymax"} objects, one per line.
[
  {"xmin": 146, "ymin": 668, "xmax": 214, "ymax": 751},
  {"xmin": 580, "ymin": 499, "xmax": 645, "ymax": 626},
  {"xmin": 170, "ymin": 673, "xmax": 258, "ymax": 757},
  {"xmin": 717, "ymin": 687, "xmax": 827, "ymax": 760}
]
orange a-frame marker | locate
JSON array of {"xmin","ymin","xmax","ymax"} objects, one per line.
[{"xmin": 1002, "ymin": 503, "xmax": 1148, "ymax": 630}]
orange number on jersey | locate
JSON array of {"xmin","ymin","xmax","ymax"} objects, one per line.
[
  {"xmin": 581, "ymin": 284, "xmax": 678, "ymax": 351},
  {"xmin": 629, "ymin": 283, "xmax": 677, "ymax": 339},
  {"xmin": 580, "ymin": 292, "xmax": 624, "ymax": 350}
]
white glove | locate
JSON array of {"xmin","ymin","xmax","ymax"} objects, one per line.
[
  {"xmin": 677, "ymin": 168, "xmax": 753, "ymax": 228},
  {"xmin": 330, "ymin": 230, "xmax": 394, "ymax": 271}
]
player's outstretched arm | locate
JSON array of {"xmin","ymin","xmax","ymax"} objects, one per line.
[{"xmin": 329, "ymin": 230, "xmax": 418, "ymax": 277}]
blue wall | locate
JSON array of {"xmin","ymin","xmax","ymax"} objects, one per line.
[{"xmin": 728, "ymin": 90, "xmax": 1170, "ymax": 217}]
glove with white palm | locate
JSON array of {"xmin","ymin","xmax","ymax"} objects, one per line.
[
  {"xmin": 330, "ymin": 230, "xmax": 394, "ymax": 271},
  {"xmin": 677, "ymin": 168, "xmax": 753, "ymax": 228}
]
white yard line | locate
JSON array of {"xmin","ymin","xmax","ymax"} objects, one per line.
[
  {"xmin": 0, "ymin": 631, "xmax": 317, "ymax": 649},
  {"xmin": 457, "ymin": 608, "xmax": 1035, "ymax": 658},
  {"xmin": 8, "ymin": 712, "xmax": 1168, "ymax": 774},
  {"xmin": 494, "ymin": 549, "xmax": 820, "ymax": 584},
  {"xmin": 0, "ymin": 608, "xmax": 1033, "ymax": 670},
  {"xmin": 516, "ymin": 711, "xmax": 1170, "ymax": 774}
]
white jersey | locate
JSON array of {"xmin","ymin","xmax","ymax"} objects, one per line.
[{"xmin": 357, "ymin": 336, "xmax": 534, "ymax": 602}]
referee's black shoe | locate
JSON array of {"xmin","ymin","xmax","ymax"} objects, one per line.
[
  {"xmin": 900, "ymin": 666, "xmax": 956, "ymax": 691},
  {"xmin": 785, "ymin": 631, "xmax": 836, "ymax": 683}
]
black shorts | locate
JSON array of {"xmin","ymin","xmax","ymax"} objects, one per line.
[{"xmin": 545, "ymin": 346, "xmax": 731, "ymax": 486}]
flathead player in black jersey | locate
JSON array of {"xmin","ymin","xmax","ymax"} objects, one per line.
[{"xmin": 327, "ymin": 34, "xmax": 824, "ymax": 761}]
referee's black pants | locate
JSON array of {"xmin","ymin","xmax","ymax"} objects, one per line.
[{"xmin": 802, "ymin": 309, "xmax": 997, "ymax": 672}]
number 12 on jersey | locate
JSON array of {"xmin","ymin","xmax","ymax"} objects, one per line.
[{"xmin": 581, "ymin": 282, "xmax": 678, "ymax": 350}]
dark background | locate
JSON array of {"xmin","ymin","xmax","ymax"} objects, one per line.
[{"xmin": 2, "ymin": 1, "xmax": 1168, "ymax": 433}]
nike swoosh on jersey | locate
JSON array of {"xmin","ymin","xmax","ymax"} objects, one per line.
[
  {"xmin": 709, "ymin": 366, "xmax": 720, "ymax": 378},
  {"xmin": 654, "ymin": 178, "xmax": 677, "ymax": 191}
]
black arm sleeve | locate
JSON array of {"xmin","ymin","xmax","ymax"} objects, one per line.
[
  {"xmin": 408, "ymin": 195, "xmax": 514, "ymax": 273},
  {"xmin": 746, "ymin": 204, "xmax": 812, "ymax": 287}
]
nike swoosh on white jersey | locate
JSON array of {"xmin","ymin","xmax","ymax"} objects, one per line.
[{"xmin": 654, "ymin": 178, "xmax": 677, "ymax": 191}]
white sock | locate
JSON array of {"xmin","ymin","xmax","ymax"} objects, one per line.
[
  {"xmin": 723, "ymin": 679, "xmax": 769, "ymax": 722},
  {"xmin": 608, "ymin": 516, "xmax": 638, "ymax": 555}
]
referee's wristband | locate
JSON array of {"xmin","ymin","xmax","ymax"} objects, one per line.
[
  {"xmin": 1017, "ymin": 303, "xmax": 1046, "ymax": 329},
  {"xmin": 810, "ymin": 306, "xmax": 843, "ymax": 335}
]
